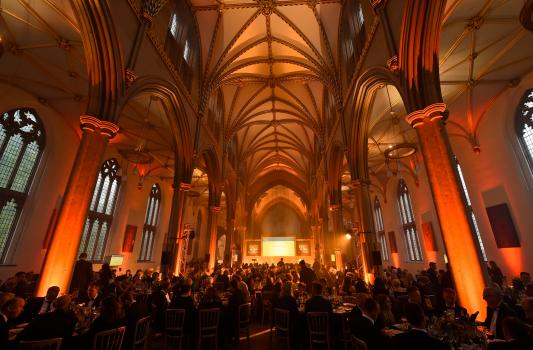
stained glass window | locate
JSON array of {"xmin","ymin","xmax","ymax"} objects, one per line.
[
  {"xmin": 455, "ymin": 156, "xmax": 488, "ymax": 261},
  {"xmin": 340, "ymin": 0, "xmax": 366, "ymax": 84},
  {"xmin": 0, "ymin": 108, "xmax": 45, "ymax": 263},
  {"xmin": 397, "ymin": 179, "xmax": 423, "ymax": 261},
  {"xmin": 374, "ymin": 197, "xmax": 389, "ymax": 261},
  {"xmin": 516, "ymin": 89, "xmax": 533, "ymax": 171},
  {"xmin": 78, "ymin": 158, "xmax": 121, "ymax": 261},
  {"xmin": 139, "ymin": 184, "xmax": 161, "ymax": 261}
]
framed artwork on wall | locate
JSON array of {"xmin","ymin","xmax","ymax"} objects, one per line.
[
  {"xmin": 486, "ymin": 203, "xmax": 520, "ymax": 248},
  {"xmin": 122, "ymin": 225, "xmax": 137, "ymax": 253}
]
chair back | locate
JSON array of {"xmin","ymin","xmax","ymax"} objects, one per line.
[
  {"xmin": 165, "ymin": 309, "xmax": 186, "ymax": 332},
  {"xmin": 238, "ymin": 303, "xmax": 251, "ymax": 329},
  {"xmin": 18, "ymin": 338, "xmax": 62, "ymax": 350},
  {"xmin": 93, "ymin": 326, "xmax": 126, "ymax": 350},
  {"xmin": 307, "ymin": 312, "xmax": 329, "ymax": 348},
  {"xmin": 133, "ymin": 316, "xmax": 151, "ymax": 350},
  {"xmin": 352, "ymin": 335, "xmax": 368, "ymax": 350},
  {"xmin": 198, "ymin": 308, "xmax": 220, "ymax": 337},
  {"xmin": 273, "ymin": 308, "xmax": 290, "ymax": 333}
]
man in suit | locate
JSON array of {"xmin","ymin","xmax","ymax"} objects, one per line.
[
  {"xmin": 299, "ymin": 260, "xmax": 317, "ymax": 293},
  {"xmin": 488, "ymin": 317, "xmax": 533, "ymax": 350},
  {"xmin": 436, "ymin": 288, "xmax": 468, "ymax": 318},
  {"xmin": 304, "ymin": 282, "xmax": 332, "ymax": 314},
  {"xmin": 80, "ymin": 283, "xmax": 102, "ymax": 309},
  {"xmin": 483, "ymin": 287, "xmax": 517, "ymax": 340},
  {"xmin": 349, "ymin": 298, "xmax": 392, "ymax": 350},
  {"xmin": 69, "ymin": 253, "xmax": 93, "ymax": 299},
  {"xmin": 393, "ymin": 303, "xmax": 450, "ymax": 350},
  {"xmin": 16, "ymin": 295, "xmax": 76, "ymax": 342},
  {"xmin": 19, "ymin": 286, "xmax": 60, "ymax": 322},
  {"xmin": 0, "ymin": 297, "xmax": 25, "ymax": 349}
]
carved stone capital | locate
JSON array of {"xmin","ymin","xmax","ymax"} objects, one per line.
[
  {"xmin": 405, "ymin": 102, "xmax": 447, "ymax": 128},
  {"xmin": 209, "ymin": 206, "xmax": 222, "ymax": 213},
  {"xmin": 351, "ymin": 179, "xmax": 371, "ymax": 188},
  {"xmin": 179, "ymin": 183, "xmax": 192, "ymax": 191},
  {"xmin": 80, "ymin": 115, "xmax": 119, "ymax": 139},
  {"xmin": 125, "ymin": 69, "xmax": 138, "ymax": 87},
  {"xmin": 329, "ymin": 204, "xmax": 341, "ymax": 211},
  {"xmin": 386, "ymin": 55, "xmax": 399, "ymax": 73},
  {"xmin": 371, "ymin": 0, "xmax": 387, "ymax": 10}
]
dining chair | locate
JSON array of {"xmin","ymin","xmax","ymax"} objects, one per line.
[
  {"xmin": 93, "ymin": 326, "xmax": 126, "ymax": 350},
  {"xmin": 164, "ymin": 309, "xmax": 186, "ymax": 350},
  {"xmin": 272, "ymin": 308, "xmax": 290, "ymax": 350},
  {"xmin": 198, "ymin": 308, "xmax": 220, "ymax": 350},
  {"xmin": 237, "ymin": 303, "xmax": 252, "ymax": 343},
  {"xmin": 18, "ymin": 337, "xmax": 62, "ymax": 350},
  {"xmin": 261, "ymin": 291, "xmax": 273, "ymax": 326},
  {"xmin": 307, "ymin": 312, "xmax": 330, "ymax": 350},
  {"xmin": 132, "ymin": 316, "xmax": 151, "ymax": 350},
  {"xmin": 337, "ymin": 314, "xmax": 353, "ymax": 350},
  {"xmin": 352, "ymin": 335, "xmax": 368, "ymax": 350}
]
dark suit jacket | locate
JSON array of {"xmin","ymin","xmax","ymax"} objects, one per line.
[
  {"xmin": 484, "ymin": 302, "xmax": 517, "ymax": 340},
  {"xmin": 16, "ymin": 310, "xmax": 76, "ymax": 341},
  {"xmin": 0, "ymin": 315, "xmax": 9, "ymax": 350},
  {"xmin": 436, "ymin": 303, "xmax": 468, "ymax": 319},
  {"xmin": 169, "ymin": 296, "xmax": 196, "ymax": 332},
  {"xmin": 304, "ymin": 296, "xmax": 332, "ymax": 314},
  {"xmin": 393, "ymin": 329, "xmax": 450, "ymax": 350},
  {"xmin": 79, "ymin": 294, "xmax": 102, "ymax": 309},
  {"xmin": 349, "ymin": 314, "xmax": 391, "ymax": 350},
  {"xmin": 19, "ymin": 297, "xmax": 53, "ymax": 323},
  {"xmin": 70, "ymin": 259, "xmax": 93, "ymax": 294}
]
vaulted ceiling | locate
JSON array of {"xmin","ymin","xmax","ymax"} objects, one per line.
[{"xmin": 192, "ymin": 0, "xmax": 341, "ymax": 189}]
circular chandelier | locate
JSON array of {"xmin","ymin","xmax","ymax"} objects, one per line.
[
  {"xmin": 384, "ymin": 143, "xmax": 417, "ymax": 159},
  {"xmin": 118, "ymin": 148, "xmax": 154, "ymax": 164}
]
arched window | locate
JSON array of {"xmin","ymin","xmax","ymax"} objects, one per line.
[
  {"xmin": 0, "ymin": 108, "xmax": 45, "ymax": 262},
  {"xmin": 165, "ymin": 1, "xmax": 200, "ymax": 91},
  {"xmin": 374, "ymin": 197, "xmax": 389, "ymax": 261},
  {"xmin": 454, "ymin": 156, "xmax": 488, "ymax": 261},
  {"xmin": 397, "ymin": 179, "xmax": 423, "ymax": 261},
  {"xmin": 139, "ymin": 184, "xmax": 161, "ymax": 261},
  {"xmin": 516, "ymin": 89, "xmax": 533, "ymax": 171},
  {"xmin": 340, "ymin": 0, "xmax": 366, "ymax": 85},
  {"xmin": 78, "ymin": 158, "xmax": 121, "ymax": 261}
]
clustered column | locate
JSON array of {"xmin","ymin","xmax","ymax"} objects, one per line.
[
  {"xmin": 207, "ymin": 205, "xmax": 221, "ymax": 271},
  {"xmin": 36, "ymin": 116, "xmax": 118, "ymax": 296}
]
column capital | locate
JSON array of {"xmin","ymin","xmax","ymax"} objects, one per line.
[
  {"xmin": 179, "ymin": 182, "xmax": 192, "ymax": 191},
  {"xmin": 209, "ymin": 206, "xmax": 222, "ymax": 213},
  {"xmin": 405, "ymin": 103, "xmax": 447, "ymax": 128},
  {"xmin": 329, "ymin": 204, "xmax": 341, "ymax": 211},
  {"xmin": 371, "ymin": 0, "xmax": 387, "ymax": 10},
  {"xmin": 351, "ymin": 179, "xmax": 371, "ymax": 188},
  {"xmin": 80, "ymin": 115, "xmax": 119, "ymax": 139}
]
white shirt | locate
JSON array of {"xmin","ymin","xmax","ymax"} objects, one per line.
[
  {"xmin": 39, "ymin": 299, "xmax": 55, "ymax": 314},
  {"xmin": 489, "ymin": 308, "xmax": 499, "ymax": 333},
  {"xmin": 0, "ymin": 312, "xmax": 7, "ymax": 323},
  {"xmin": 362, "ymin": 313, "xmax": 375, "ymax": 325}
]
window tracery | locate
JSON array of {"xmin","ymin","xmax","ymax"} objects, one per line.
[
  {"xmin": 397, "ymin": 179, "xmax": 423, "ymax": 261},
  {"xmin": 139, "ymin": 184, "xmax": 161, "ymax": 261},
  {"xmin": 340, "ymin": 0, "xmax": 366, "ymax": 85},
  {"xmin": 374, "ymin": 196, "xmax": 389, "ymax": 261},
  {"xmin": 0, "ymin": 108, "xmax": 45, "ymax": 262},
  {"xmin": 516, "ymin": 89, "xmax": 533, "ymax": 172}
]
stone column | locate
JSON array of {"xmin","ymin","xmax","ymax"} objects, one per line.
[
  {"xmin": 162, "ymin": 182, "xmax": 190, "ymax": 276},
  {"xmin": 225, "ymin": 217, "xmax": 235, "ymax": 266},
  {"xmin": 207, "ymin": 205, "xmax": 221, "ymax": 271},
  {"xmin": 406, "ymin": 103, "xmax": 486, "ymax": 316},
  {"xmin": 351, "ymin": 179, "xmax": 381, "ymax": 280},
  {"xmin": 36, "ymin": 116, "xmax": 117, "ymax": 296}
]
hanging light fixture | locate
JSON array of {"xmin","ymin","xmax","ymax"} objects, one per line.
[{"xmin": 383, "ymin": 85, "xmax": 417, "ymax": 160}]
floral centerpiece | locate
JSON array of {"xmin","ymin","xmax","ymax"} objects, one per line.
[{"xmin": 428, "ymin": 315, "xmax": 487, "ymax": 350}]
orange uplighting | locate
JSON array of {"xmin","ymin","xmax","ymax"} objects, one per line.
[
  {"xmin": 391, "ymin": 253, "xmax": 400, "ymax": 268},
  {"xmin": 499, "ymin": 248, "xmax": 523, "ymax": 279}
]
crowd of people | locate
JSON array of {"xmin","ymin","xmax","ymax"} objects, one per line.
[{"xmin": 0, "ymin": 255, "xmax": 532, "ymax": 350}]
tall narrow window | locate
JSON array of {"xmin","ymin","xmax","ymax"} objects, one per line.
[
  {"xmin": 78, "ymin": 159, "xmax": 121, "ymax": 261},
  {"xmin": 139, "ymin": 184, "xmax": 161, "ymax": 261},
  {"xmin": 516, "ymin": 89, "xmax": 533, "ymax": 171},
  {"xmin": 455, "ymin": 156, "xmax": 488, "ymax": 261},
  {"xmin": 374, "ymin": 197, "xmax": 389, "ymax": 261},
  {"xmin": 0, "ymin": 108, "xmax": 45, "ymax": 262},
  {"xmin": 397, "ymin": 179, "xmax": 423, "ymax": 261}
]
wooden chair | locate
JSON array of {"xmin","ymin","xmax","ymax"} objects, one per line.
[
  {"xmin": 337, "ymin": 314, "xmax": 353, "ymax": 350},
  {"xmin": 18, "ymin": 338, "xmax": 62, "ymax": 350},
  {"xmin": 307, "ymin": 312, "xmax": 330, "ymax": 350},
  {"xmin": 238, "ymin": 303, "xmax": 252, "ymax": 343},
  {"xmin": 165, "ymin": 309, "xmax": 186, "ymax": 350},
  {"xmin": 261, "ymin": 291, "xmax": 273, "ymax": 326},
  {"xmin": 198, "ymin": 308, "xmax": 220, "ymax": 350},
  {"xmin": 93, "ymin": 326, "xmax": 126, "ymax": 350},
  {"xmin": 352, "ymin": 335, "xmax": 368, "ymax": 350},
  {"xmin": 132, "ymin": 316, "xmax": 151, "ymax": 350},
  {"xmin": 272, "ymin": 308, "xmax": 290, "ymax": 350}
]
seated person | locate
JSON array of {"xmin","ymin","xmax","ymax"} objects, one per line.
[
  {"xmin": 169, "ymin": 282, "xmax": 196, "ymax": 334},
  {"xmin": 19, "ymin": 286, "xmax": 60, "ymax": 323},
  {"xmin": 83, "ymin": 296, "xmax": 124, "ymax": 348},
  {"xmin": 522, "ymin": 297, "xmax": 533, "ymax": 326},
  {"xmin": 488, "ymin": 317, "xmax": 532, "ymax": 350},
  {"xmin": 0, "ymin": 297, "xmax": 25, "ymax": 349},
  {"xmin": 120, "ymin": 292, "xmax": 148, "ymax": 350},
  {"xmin": 79, "ymin": 283, "xmax": 102, "ymax": 309},
  {"xmin": 483, "ymin": 287, "xmax": 517, "ymax": 340},
  {"xmin": 349, "ymin": 298, "xmax": 392, "ymax": 350},
  {"xmin": 392, "ymin": 303, "xmax": 450, "ymax": 350},
  {"xmin": 375, "ymin": 294, "xmax": 396, "ymax": 329},
  {"xmin": 405, "ymin": 286, "xmax": 433, "ymax": 317},
  {"xmin": 436, "ymin": 288, "xmax": 468, "ymax": 319},
  {"xmin": 16, "ymin": 295, "xmax": 76, "ymax": 341},
  {"xmin": 276, "ymin": 281, "xmax": 299, "ymax": 317},
  {"xmin": 304, "ymin": 282, "xmax": 332, "ymax": 314},
  {"xmin": 199, "ymin": 287, "xmax": 223, "ymax": 310}
]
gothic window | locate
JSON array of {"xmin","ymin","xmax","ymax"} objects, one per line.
[
  {"xmin": 340, "ymin": 0, "xmax": 366, "ymax": 85},
  {"xmin": 78, "ymin": 159, "xmax": 121, "ymax": 262},
  {"xmin": 374, "ymin": 197, "xmax": 389, "ymax": 261},
  {"xmin": 397, "ymin": 179, "xmax": 423, "ymax": 261},
  {"xmin": 0, "ymin": 108, "xmax": 45, "ymax": 262},
  {"xmin": 455, "ymin": 156, "xmax": 488, "ymax": 261},
  {"xmin": 139, "ymin": 184, "xmax": 161, "ymax": 261},
  {"xmin": 165, "ymin": 1, "xmax": 200, "ymax": 91},
  {"xmin": 516, "ymin": 89, "xmax": 533, "ymax": 172}
]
